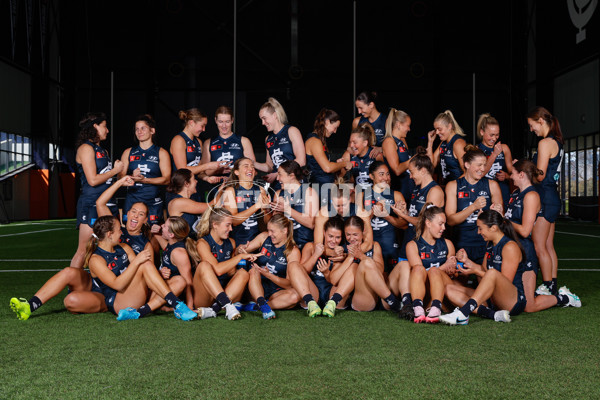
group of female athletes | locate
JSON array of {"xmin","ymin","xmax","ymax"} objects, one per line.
[{"xmin": 10, "ymin": 93, "xmax": 581, "ymax": 326}]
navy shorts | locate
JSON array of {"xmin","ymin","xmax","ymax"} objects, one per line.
[
  {"xmin": 92, "ymin": 285, "xmax": 118, "ymax": 315},
  {"xmin": 262, "ymin": 278, "xmax": 283, "ymax": 300},
  {"xmin": 521, "ymin": 238, "xmax": 539, "ymax": 274},
  {"xmin": 509, "ymin": 290, "xmax": 527, "ymax": 316},
  {"xmin": 77, "ymin": 197, "xmax": 119, "ymax": 228},
  {"xmin": 312, "ymin": 275, "xmax": 333, "ymax": 306},
  {"xmin": 218, "ymin": 273, "xmax": 232, "ymax": 288}
]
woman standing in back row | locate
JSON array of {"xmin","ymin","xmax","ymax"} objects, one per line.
[
  {"xmin": 426, "ymin": 110, "xmax": 467, "ymax": 184},
  {"xmin": 527, "ymin": 106, "xmax": 565, "ymax": 296}
]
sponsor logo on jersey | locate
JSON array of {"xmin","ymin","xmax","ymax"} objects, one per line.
[
  {"xmin": 260, "ymin": 247, "xmax": 271, "ymax": 257},
  {"xmin": 211, "ymin": 145, "xmax": 222, "ymax": 151},
  {"xmin": 420, "ymin": 252, "xmax": 431, "ymax": 259},
  {"xmin": 149, "ymin": 215, "xmax": 157, "ymax": 221},
  {"xmin": 148, "ymin": 155, "xmax": 158, "ymax": 162},
  {"xmin": 351, "ymin": 161, "xmax": 359, "ymax": 168},
  {"xmin": 458, "ymin": 192, "xmax": 469, "ymax": 198},
  {"xmin": 266, "ymin": 141, "xmax": 274, "ymax": 148},
  {"xmin": 479, "ymin": 191, "xmax": 488, "ymax": 196},
  {"xmin": 130, "ymin": 155, "xmax": 140, "ymax": 161},
  {"xmin": 96, "ymin": 151, "xmax": 105, "ymax": 159},
  {"xmin": 277, "ymin": 256, "xmax": 286, "ymax": 264}
]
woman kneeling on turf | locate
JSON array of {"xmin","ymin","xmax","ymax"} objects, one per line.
[
  {"xmin": 404, "ymin": 204, "xmax": 457, "ymax": 323},
  {"xmin": 241, "ymin": 214, "xmax": 301, "ymax": 319},
  {"xmin": 347, "ymin": 216, "xmax": 403, "ymax": 313},
  {"xmin": 288, "ymin": 216, "xmax": 356, "ymax": 318},
  {"xmin": 440, "ymin": 210, "xmax": 526, "ymax": 325},
  {"xmin": 87, "ymin": 215, "xmax": 197, "ymax": 321},
  {"xmin": 192, "ymin": 208, "xmax": 257, "ymax": 320}
]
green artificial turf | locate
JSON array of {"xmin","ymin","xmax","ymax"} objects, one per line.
[{"xmin": 1, "ymin": 219, "xmax": 599, "ymax": 399}]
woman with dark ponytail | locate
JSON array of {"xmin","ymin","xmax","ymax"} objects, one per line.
[
  {"xmin": 526, "ymin": 106, "xmax": 564, "ymax": 296},
  {"xmin": 71, "ymin": 112, "xmax": 123, "ymax": 269},
  {"xmin": 305, "ymin": 108, "xmax": 352, "ymax": 187},
  {"xmin": 440, "ymin": 210, "xmax": 526, "ymax": 325},
  {"xmin": 506, "ymin": 161, "xmax": 580, "ymax": 311}
]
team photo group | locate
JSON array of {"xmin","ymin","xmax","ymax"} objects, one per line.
[{"xmin": 9, "ymin": 92, "xmax": 582, "ymax": 326}]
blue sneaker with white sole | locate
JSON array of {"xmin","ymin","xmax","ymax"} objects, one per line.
[
  {"xmin": 260, "ymin": 303, "xmax": 276, "ymax": 320},
  {"xmin": 117, "ymin": 307, "xmax": 140, "ymax": 321},
  {"xmin": 174, "ymin": 301, "xmax": 197, "ymax": 321}
]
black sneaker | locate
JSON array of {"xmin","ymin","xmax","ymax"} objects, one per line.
[{"xmin": 398, "ymin": 304, "xmax": 414, "ymax": 321}]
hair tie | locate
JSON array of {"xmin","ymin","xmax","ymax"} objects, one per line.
[
  {"xmin": 91, "ymin": 233, "xmax": 99, "ymax": 240},
  {"xmin": 426, "ymin": 204, "xmax": 435, "ymax": 209}
]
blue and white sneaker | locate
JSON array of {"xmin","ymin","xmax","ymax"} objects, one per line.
[
  {"xmin": 117, "ymin": 307, "xmax": 140, "ymax": 321},
  {"xmin": 260, "ymin": 303, "xmax": 276, "ymax": 320},
  {"xmin": 174, "ymin": 301, "xmax": 197, "ymax": 321},
  {"xmin": 197, "ymin": 307, "xmax": 217, "ymax": 319},
  {"xmin": 493, "ymin": 310, "xmax": 511, "ymax": 323},
  {"xmin": 558, "ymin": 286, "xmax": 581, "ymax": 308},
  {"xmin": 439, "ymin": 308, "xmax": 469, "ymax": 326},
  {"xmin": 535, "ymin": 283, "xmax": 551, "ymax": 296},
  {"xmin": 241, "ymin": 302, "xmax": 258, "ymax": 312}
]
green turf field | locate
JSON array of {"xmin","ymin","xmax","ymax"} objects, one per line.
[{"xmin": 1, "ymin": 219, "xmax": 599, "ymax": 399}]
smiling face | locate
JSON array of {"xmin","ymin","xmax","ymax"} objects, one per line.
[
  {"xmin": 425, "ymin": 213, "xmax": 446, "ymax": 239},
  {"xmin": 344, "ymin": 225, "xmax": 363, "ymax": 246},
  {"xmin": 268, "ymin": 222, "xmax": 288, "ymax": 246},
  {"xmin": 325, "ymin": 119, "xmax": 340, "ymax": 137},
  {"xmin": 349, "ymin": 133, "xmax": 368, "ymax": 155},
  {"xmin": 135, "ymin": 121, "xmax": 154, "ymax": 143},
  {"xmin": 408, "ymin": 163, "xmax": 423, "ymax": 186},
  {"xmin": 370, "ymin": 165, "xmax": 391, "ymax": 190},
  {"xmin": 259, "ymin": 109, "xmax": 278, "ymax": 133},
  {"xmin": 481, "ymin": 124, "xmax": 500, "ymax": 147},
  {"xmin": 324, "ymin": 227, "xmax": 343, "ymax": 249},
  {"xmin": 234, "ymin": 159, "xmax": 256, "ymax": 182},
  {"xmin": 397, "ymin": 117, "xmax": 411, "ymax": 138},
  {"xmin": 215, "ymin": 113, "xmax": 233, "ymax": 136},
  {"xmin": 161, "ymin": 219, "xmax": 172, "ymax": 241},
  {"xmin": 188, "ymin": 118, "xmax": 207, "ymax": 137},
  {"xmin": 355, "ymin": 100, "xmax": 374, "ymax": 118},
  {"xmin": 108, "ymin": 219, "xmax": 123, "ymax": 245},
  {"xmin": 527, "ymin": 117, "xmax": 548, "ymax": 137},
  {"xmin": 465, "ymin": 155, "xmax": 487, "ymax": 181},
  {"xmin": 332, "ymin": 196, "xmax": 350, "ymax": 217},
  {"xmin": 433, "ymin": 120, "xmax": 452, "ymax": 141},
  {"xmin": 126, "ymin": 203, "xmax": 148, "ymax": 233},
  {"xmin": 476, "ymin": 220, "xmax": 496, "ymax": 242},
  {"xmin": 94, "ymin": 120, "xmax": 109, "ymax": 142},
  {"xmin": 185, "ymin": 174, "xmax": 198, "ymax": 195},
  {"xmin": 213, "ymin": 216, "xmax": 233, "ymax": 240}
]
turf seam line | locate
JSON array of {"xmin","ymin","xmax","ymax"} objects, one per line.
[
  {"xmin": 555, "ymin": 231, "xmax": 600, "ymax": 238},
  {"xmin": 0, "ymin": 228, "xmax": 69, "ymax": 237}
]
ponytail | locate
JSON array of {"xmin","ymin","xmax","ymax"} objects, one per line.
[
  {"xmin": 409, "ymin": 147, "xmax": 434, "ymax": 175},
  {"xmin": 179, "ymin": 108, "xmax": 207, "ymax": 128},
  {"xmin": 414, "ymin": 203, "xmax": 445, "ymax": 240},
  {"xmin": 260, "ymin": 97, "xmax": 288, "ymax": 126},
  {"xmin": 463, "ymin": 144, "xmax": 486, "ymax": 165},
  {"xmin": 186, "ymin": 237, "xmax": 201, "ymax": 268},
  {"xmin": 385, "ymin": 108, "xmax": 410, "ymax": 139},
  {"xmin": 434, "ymin": 109, "xmax": 465, "ymax": 137},
  {"xmin": 526, "ymin": 106, "xmax": 564, "ymax": 144},
  {"xmin": 83, "ymin": 216, "xmax": 118, "ymax": 268},
  {"xmin": 196, "ymin": 207, "xmax": 232, "ymax": 238},
  {"xmin": 268, "ymin": 214, "xmax": 296, "ymax": 257},
  {"xmin": 351, "ymin": 123, "xmax": 376, "ymax": 147},
  {"xmin": 313, "ymin": 108, "xmax": 340, "ymax": 145},
  {"xmin": 476, "ymin": 113, "xmax": 499, "ymax": 138}
]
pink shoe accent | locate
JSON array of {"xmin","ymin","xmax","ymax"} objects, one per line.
[
  {"xmin": 414, "ymin": 314, "xmax": 427, "ymax": 323},
  {"xmin": 425, "ymin": 315, "xmax": 439, "ymax": 323},
  {"xmin": 425, "ymin": 306, "xmax": 441, "ymax": 323}
]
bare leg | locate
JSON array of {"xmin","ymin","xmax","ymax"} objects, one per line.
[
  {"xmin": 389, "ymin": 260, "xmax": 410, "ymax": 296},
  {"xmin": 532, "ymin": 217, "xmax": 552, "ymax": 282},
  {"xmin": 470, "ymin": 269, "xmax": 518, "ymax": 311},
  {"xmin": 288, "ymin": 263, "xmax": 319, "ymax": 305},
  {"xmin": 409, "ymin": 265, "xmax": 428, "ymax": 301},
  {"xmin": 224, "ymin": 269, "xmax": 250, "ymax": 303},
  {"xmin": 329, "ymin": 264, "xmax": 357, "ymax": 308},
  {"xmin": 351, "ymin": 259, "xmax": 381, "ymax": 312},
  {"xmin": 35, "ymin": 267, "xmax": 92, "ymax": 303},
  {"xmin": 148, "ymin": 275, "xmax": 186, "ymax": 311},
  {"xmin": 63, "ymin": 291, "xmax": 107, "ymax": 313},
  {"xmin": 268, "ymin": 289, "xmax": 301, "ymax": 309},
  {"xmin": 427, "ymin": 267, "xmax": 445, "ymax": 302},
  {"xmin": 522, "ymin": 270, "xmax": 558, "ymax": 312},
  {"xmin": 248, "ymin": 268, "xmax": 265, "ymax": 301},
  {"xmin": 548, "ymin": 222, "xmax": 558, "ymax": 279},
  {"xmin": 445, "ymin": 284, "xmax": 475, "ymax": 308},
  {"xmin": 70, "ymin": 224, "xmax": 93, "ymax": 269}
]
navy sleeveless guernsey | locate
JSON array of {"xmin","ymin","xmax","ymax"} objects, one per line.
[
  {"xmin": 256, "ymin": 236, "xmax": 289, "ymax": 298},
  {"xmin": 477, "ymin": 142, "xmax": 509, "ymax": 205},
  {"xmin": 485, "ymin": 236, "xmax": 525, "ymax": 295},
  {"xmin": 231, "ymin": 184, "xmax": 262, "ymax": 245},
  {"xmin": 165, "ymin": 192, "xmax": 199, "ymax": 237},
  {"xmin": 202, "ymin": 234, "xmax": 236, "ymax": 287},
  {"xmin": 399, "ymin": 180, "xmax": 439, "ymax": 258},
  {"xmin": 266, "ymin": 125, "xmax": 295, "ymax": 170},
  {"xmin": 389, "ymin": 136, "xmax": 413, "ymax": 198},
  {"xmin": 281, "ymin": 185, "xmax": 314, "ymax": 249},
  {"xmin": 125, "ymin": 144, "xmax": 163, "ymax": 219},
  {"xmin": 533, "ymin": 137, "xmax": 563, "ymax": 206},
  {"xmin": 174, "ymin": 132, "xmax": 202, "ymax": 169},
  {"xmin": 439, "ymin": 135, "xmax": 463, "ymax": 182},
  {"xmin": 351, "ymin": 147, "xmax": 375, "ymax": 189},
  {"xmin": 160, "ymin": 241, "xmax": 187, "ymax": 277},
  {"xmin": 364, "ymin": 188, "xmax": 398, "ymax": 267},
  {"xmin": 120, "ymin": 231, "xmax": 149, "ymax": 255},
  {"xmin": 209, "ymin": 133, "xmax": 244, "ymax": 167},
  {"xmin": 505, "ymin": 186, "xmax": 539, "ymax": 272},
  {"xmin": 413, "ymin": 236, "xmax": 449, "ymax": 270},
  {"xmin": 358, "ymin": 113, "xmax": 387, "ymax": 147},
  {"xmin": 91, "ymin": 245, "xmax": 129, "ymax": 313},
  {"xmin": 454, "ymin": 177, "xmax": 492, "ymax": 248},
  {"xmin": 306, "ymin": 132, "xmax": 335, "ymax": 184}
]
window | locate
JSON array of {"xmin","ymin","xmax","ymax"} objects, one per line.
[{"xmin": 0, "ymin": 131, "xmax": 32, "ymax": 176}]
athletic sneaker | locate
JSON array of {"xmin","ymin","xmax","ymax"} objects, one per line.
[
  {"xmin": 117, "ymin": 307, "xmax": 140, "ymax": 321},
  {"xmin": 413, "ymin": 305, "xmax": 426, "ymax": 323},
  {"xmin": 439, "ymin": 308, "xmax": 469, "ymax": 326},
  {"xmin": 398, "ymin": 304, "xmax": 414, "ymax": 321},
  {"xmin": 174, "ymin": 301, "xmax": 197, "ymax": 321},
  {"xmin": 558, "ymin": 286, "xmax": 582, "ymax": 308},
  {"xmin": 535, "ymin": 283, "xmax": 551, "ymax": 296},
  {"xmin": 307, "ymin": 300, "xmax": 322, "ymax": 318},
  {"xmin": 493, "ymin": 310, "xmax": 511, "ymax": 323},
  {"xmin": 260, "ymin": 303, "xmax": 276, "ymax": 320},
  {"xmin": 425, "ymin": 306, "xmax": 441, "ymax": 324},
  {"xmin": 9, "ymin": 297, "xmax": 31, "ymax": 321},
  {"xmin": 224, "ymin": 303, "xmax": 242, "ymax": 320},
  {"xmin": 197, "ymin": 307, "xmax": 217, "ymax": 319},
  {"xmin": 322, "ymin": 300, "xmax": 336, "ymax": 318}
]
